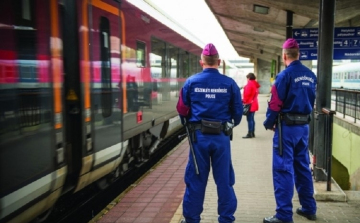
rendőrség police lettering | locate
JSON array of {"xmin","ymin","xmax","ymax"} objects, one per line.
[
  {"xmin": 194, "ymin": 87, "xmax": 228, "ymax": 99},
  {"xmin": 293, "ymin": 75, "xmax": 315, "ymax": 87},
  {"xmin": 194, "ymin": 87, "xmax": 228, "ymax": 93},
  {"xmin": 294, "ymin": 75, "xmax": 315, "ymax": 83}
]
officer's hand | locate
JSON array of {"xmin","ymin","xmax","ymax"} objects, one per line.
[
  {"xmin": 264, "ymin": 108, "xmax": 278, "ymax": 131},
  {"xmin": 263, "ymin": 124, "xmax": 275, "ymax": 131},
  {"xmin": 263, "ymin": 121, "xmax": 275, "ymax": 131}
]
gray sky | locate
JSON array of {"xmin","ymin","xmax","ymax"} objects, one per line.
[{"xmin": 144, "ymin": 0, "xmax": 242, "ymax": 60}]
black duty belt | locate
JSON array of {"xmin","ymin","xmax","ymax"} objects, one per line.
[
  {"xmin": 281, "ymin": 113, "xmax": 311, "ymax": 125},
  {"xmin": 188, "ymin": 123, "xmax": 225, "ymax": 131},
  {"xmin": 187, "ymin": 120, "xmax": 233, "ymax": 140},
  {"xmin": 189, "ymin": 123, "xmax": 225, "ymax": 130},
  {"xmin": 188, "ymin": 120, "xmax": 225, "ymax": 135}
]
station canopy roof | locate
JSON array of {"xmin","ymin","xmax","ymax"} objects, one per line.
[{"xmin": 205, "ymin": 0, "xmax": 360, "ymax": 62}]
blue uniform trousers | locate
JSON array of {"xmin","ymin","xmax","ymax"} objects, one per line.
[
  {"xmin": 183, "ymin": 130, "xmax": 236, "ymax": 223},
  {"xmin": 272, "ymin": 122, "xmax": 317, "ymax": 222}
]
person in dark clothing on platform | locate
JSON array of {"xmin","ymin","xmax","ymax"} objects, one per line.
[
  {"xmin": 242, "ymin": 72, "xmax": 260, "ymax": 138},
  {"xmin": 263, "ymin": 38, "xmax": 317, "ymax": 223},
  {"xmin": 176, "ymin": 43, "xmax": 243, "ymax": 223}
]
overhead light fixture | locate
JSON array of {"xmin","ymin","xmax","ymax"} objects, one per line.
[
  {"xmin": 254, "ymin": 27, "xmax": 265, "ymax": 32},
  {"xmin": 253, "ymin": 5, "xmax": 269, "ymax": 14}
]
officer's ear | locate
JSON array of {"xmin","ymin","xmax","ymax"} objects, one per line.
[
  {"xmin": 282, "ymin": 52, "xmax": 288, "ymax": 67},
  {"xmin": 217, "ymin": 59, "xmax": 221, "ymax": 66},
  {"xmin": 199, "ymin": 60, "xmax": 204, "ymax": 67}
]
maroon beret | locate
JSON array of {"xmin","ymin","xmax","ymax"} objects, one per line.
[
  {"xmin": 202, "ymin": 43, "xmax": 218, "ymax": 56},
  {"xmin": 282, "ymin": 38, "xmax": 299, "ymax": 49}
]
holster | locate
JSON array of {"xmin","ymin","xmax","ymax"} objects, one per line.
[
  {"xmin": 223, "ymin": 122, "xmax": 234, "ymax": 136},
  {"xmin": 282, "ymin": 113, "xmax": 310, "ymax": 125},
  {"xmin": 187, "ymin": 124, "xmax": 197, "ymax": 142}
]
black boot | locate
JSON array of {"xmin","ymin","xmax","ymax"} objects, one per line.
[
  {"xmin": 242, "ymin": 132, "xmax": 253, "ymax": 138},
  {"xmin": 251, "ymin": 131, "xmax": 255, "ymax": 138}
]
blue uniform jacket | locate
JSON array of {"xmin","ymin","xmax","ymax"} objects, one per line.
[
  {"xmin": 177, "ymin": 68, "xmax": 242, "ymax": 126},
  {"xmin": 264, "ymin": 60, "xmax": 317, "ymax": 129}
]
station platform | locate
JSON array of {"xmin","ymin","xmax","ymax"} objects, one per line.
[{"xmin": 92, "ymin": 94, "xmax": 360, "ymax": 223}]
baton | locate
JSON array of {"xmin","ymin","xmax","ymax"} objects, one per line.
[
  {"xmin": 184, "ymin": 120, "xmax": 199, "ymax": 175},
  {"xmin": 277, "ymin": 114, "xmax": 283, "ymax": 156}
]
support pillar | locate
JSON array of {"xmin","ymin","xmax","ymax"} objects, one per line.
[
  {"xmin": 255, "ymin": 58, "xmax": 271, "ymax": 94},
  {"xmin": 313, "ymin": 0, "xmax": 335, "ymax": 181},
  {"xmin": 286, "ymin": 11, "xmax": 293, "ymax": 38}
]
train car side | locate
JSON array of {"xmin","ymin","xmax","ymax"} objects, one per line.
[
  {"xmin": 0, "ymin": 0, "xmax": 203, "ymax": 222},
  {"xmin": 0, "ymin": 1, "xmax": 65, "ymax": 222},
  {"xmin": 332, "ymin": 62, "xmax": 360, "ymax": 90}
]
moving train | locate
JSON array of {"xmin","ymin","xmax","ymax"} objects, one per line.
[
  {"xmin": 0, "ymin": 0, "xmax": 208, "ymax": 222},
  {"xmin": 331, "ymin": 62, "xmax": 360, "ymax": 90}
]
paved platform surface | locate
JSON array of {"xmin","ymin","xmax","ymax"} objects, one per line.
[{"xmin": 92, "ymin": 94, "xmax": 360, "ymax": 223}]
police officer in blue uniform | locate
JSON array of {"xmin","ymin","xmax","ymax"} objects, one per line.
[
  {"xmin": 263, "ymin": 38, "xmax": 317, "ymax": 223},
  {"xmin": 177, "ymin": 43, "xmax": 243, "ymax": 223}
]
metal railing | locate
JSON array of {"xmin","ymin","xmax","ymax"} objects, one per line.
[
  {"xmin": 331, "ymin": 89, "xmax": 360, "ymax": 123},
  {"xmin": 310, "ymin": 89, "xmax": 359, "ymax": 191},
  {"xmin": 311, "ymin": 107, "xmax": 336, "ymax": 191},
  {"xmin": 322, "ymin": 108, "xmax": 336, "ymax": 191}
]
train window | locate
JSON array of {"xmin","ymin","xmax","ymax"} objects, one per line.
[
  {"xmin": 100, "ymin": 16, "xmax": 112, "ymax": 118},
  {"xmin": 168, "ymin": 44, "xmax": 179, "ymax": 91},
  {"xmin": 177, "ymin": 49, "xmax": 188, "ymax": 79},
  {"xmin": 167, "ymin": 44, "xmax": 177, "ymax": 76},
  {"xmin": 150, "ymin": 38, "xmax": 165, "ymax": 78},
  {"xmin": 149, "ymin": 38, "xmax": 201, "ymax": 97},
  {"xmin": 189, "ymin": 53, "xmax": 200, "ymax": 75},
  {"xmin": 22, "ymin": 0, "xmax": 31, "ymax": 20},
  {"xmin": 19, "ymin": 63, "xmax": 36, "ymax": 80},
  {"xmin": 14, "ymin": 0, "xmax": 35, "ymax": 28},
  {"xmin": 176, "ymin": 49, "xmax": 189, "ymax": 89},
  {"xmin": 189, "ymin": 54, "xmax": 195, "ymax": 75},
  {"xmin": 136, "ymin": 41, "xmax": 146, "ymax": 67},
  {"xmin": 14, "ymin": 0, "xmax": 36, "ymax": 61}
]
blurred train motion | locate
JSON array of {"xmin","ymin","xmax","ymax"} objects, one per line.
[
  {"xmin": 331, "ymin": 62, "xmax": 360, "ymax": 90},
  {"xmin": 0, "ymin": 0, "xmax": 214, "ymax": 222}
]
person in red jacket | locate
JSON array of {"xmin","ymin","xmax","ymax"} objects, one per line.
[{"xmin": 242, "ymin": 72, "xmax": 261, "ymax": 138}]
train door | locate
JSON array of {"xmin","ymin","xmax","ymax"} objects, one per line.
[
  {"xmin": 88, "ymin": 1, "xmax": 123, "ymax": 155},
  {"xmin": 87, "ymin": 1, "xmax": 123, "ymax": 188},
  {"xmin": 59, "ymin": 0, "xmax": 84, "ymax": 192},
  {"xmin": 61, "ymin": 0, "xmax": 124, "ymax": 192}
]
